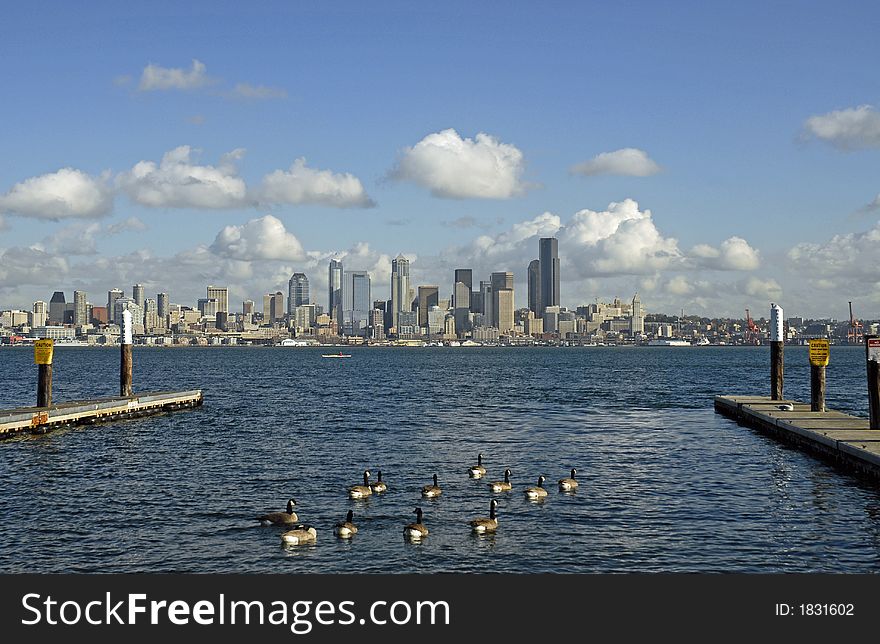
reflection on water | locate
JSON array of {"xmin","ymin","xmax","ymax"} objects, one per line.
[{"xmin": 0, "ymin": 345, "xmax": 879, "ymax": 573}]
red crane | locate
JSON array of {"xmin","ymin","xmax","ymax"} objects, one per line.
[
  {"xmin": 848, "ymin": 301, "xmax": 863, "ymax": 344},
  {"xmin": 744, "ymin": 308, "xmax": 760, "ymax": 345}
]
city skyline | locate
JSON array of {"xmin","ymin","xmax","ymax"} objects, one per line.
[{"xmin": 1, "ymin": 3, "xmax": 880, "ymax": 319}]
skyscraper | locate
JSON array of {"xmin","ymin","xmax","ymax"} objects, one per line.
[
  {"xmin": 454, "ymin": 268, "xmax": 473, "ymax": 291},
  {"xmin": 157, "ymin": 293, "xmax": 169, "ymax": 321},
  {"xmin": 539, "ymin": 237, "xmax": 560, "ymax": 315},
  {"xmin": 479, "ymin": 280, "xmax": 492, "ymax": 325},
  {"xmin": 329, "ymin": 259, "xmax": 344, "ymax": 325},
  {"xmin": 73, "ymin": 290, "xmax": 88, "ymax": 326},
  {"xmin": 206, "ymin": 285, "xmax": 229, "ymax": 314},
  {"xmin": 106, "ymin": 289, "xmax": 123, "ymax": 323},
  {"xmin": 32, "ymin": 301, "xmax": 48, "ymax": 327},
  {"xmin": 496, "ymin": 288, "xmax": 515, "ymax": 333},
  {"xmin": 144, "ymin": 298, "xmax": 159, "ymax": 330},
  {"xmin": 288, "ymin": 273, "xmax": 310, "ymax": 313},
  {"xmin": 344, "ymin": 270, "xmax": 371, "ymax": 336},
  {"xmin": 49, "ymin": 291, "xmax": 66, "ymax": 325},
  {"xmin": 631, "ymin": 293, "xmax": 644, "ymax": 336},
  {"xmin": 453, "ymin": 281, "xmax": 471, "ymax": 336},
  {"xmin": 417, "ymin": 285, "xmax": 439, "ymax": 327},
  {"xmin": 271, "ymin": 291, "xmax": 284, "ymax": 322},
  {"xmin": 527, "ymin": 259, "xmax": 541, "ymax": 315},
  {"xmin": 490, "ymin": 272, "xmax": 513, "ymax": 328},
  {"xmin": 132, "ymin": 284, "xmax": 145, "ymax": 310},
  {"xmin": 391, "ymin": 254, "xmax": 410, "ymax": 330}
]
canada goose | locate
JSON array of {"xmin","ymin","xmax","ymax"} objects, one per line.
[
  {"xmin": 255, "ymin": 498, "xmax": 298, "ymax": 525},
  {"xmin": 525, "ymin": 475, "xmax": 548, "ymax": 500},
  {"xmin": 349, "ymin": 470, "xmax": 373, "ymax": 499},
  {"xmin": 370, "ymin": 470, "xmax": 388, "ymax": 493},
  {"xmin": 489, "ymin": 468, "xmax": 512, "ymax": 492},
  {"xmin": 281, "ymin": 524, "xmax": 317, "ymax": 545},
  {"xmin": 468, "ymin": 453, "xmax": 487, "ymax": 478},
  {"xmin": 404, "ymin": 507, "xmax": 429, "ymax": 540},
  {"xmin": 421, "ymin": 473, "xmax": 442, "ymax": 498},
  {"xmin": 558, "ymin": 468, "xmax": 579, "ymax": 491},
  {"xmin": 334, "ymin": 510, "xmax": 358, "ymax": 538},
  {"xmin": 470, "ymin": 499, "xmax": 499, "ymax": 533}
]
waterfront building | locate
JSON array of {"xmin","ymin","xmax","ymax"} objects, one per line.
[
  {"xmin": 48, "ymin": 291, "xmax": 66, "ymax": 325},
  {"xmin": 453, "ymin": 281, "xmax": 471, "ymax": 336},
  {"xmin": 417, "ymin": 285, "xmax": 439, "ymax": 327},
  {"xmin": 444, "ymin": 314, "xmax": 456, "ymax": 339},
  {"xmin": 390, "ymin": 254, "xmax": 410, "ymax": 331},
  {"xmin": 206, "ymin": 285, "xmax": 228, "ymax": 314},
  {"xmin": 539, "ymin": 237, "xmax": 560, "ymax": 315},
  {"xmin": 144, "ymin": 298, "xmax": 159, "ymax": 330},
  {"xmin": 490, "ymin": 271, "xmax": 513, "ymax": 329},
  {"xmin": 32, "ymin": 325, "xmax": 76, "ymax": 340},
  {"xmin": 132, "ymin": 284, "xmax": 145, "ymax": 310},
  {"xmin": 528, "ymin": 259, "xmax": 541, "ymax": 315},
  {"xmin": 73, "ymin": 290, "xmax": 88, "ymax": 326},
  {"xmin": 479, "ymin": 281, "xmax": 493, "ymax": 325},
  {"xmin": 329, "ymin": 259, "xmax": 344, "ymax": 325},
  {"xmin": 31, "ymin": 301, "xmax": 48, "ymax": 328},
  {"xmin": 496, "ymin": 287, "xmax": 515, "ymax": 334},
  {"xmin": 427, "ymin": 305, "xmax": 446, "ymax": 336},
  {"xmin": 343, "ymin": 270, "xmax": 371, "ymax": 336},
  {"xmin": 370, "ymin": 308, "xmax": 385, "ymax": 340},
  {"xmin": 293, "ymin": 304, "xmax": 318, "ymax": 332},
  {"xmin": 525, "ymin": 315, "xmax": 543, "ymax": 336},
  {"xmin": 454, "ymin": 268, "xmax": 472, "ymax": 314},
  {"xmin": 107, "ymin": 289, "xmax": 123, "ymax": 321},
  {"xmin": 631, "ymin": 293, "xmax": 644, "ymax": 336},
  {"xmin": 288, "ymin": 273, "xmax": 309, "ymax": 313},
  {"xmin": 543, "ymin": 305, "xmax": 560, "ymax": 334}
]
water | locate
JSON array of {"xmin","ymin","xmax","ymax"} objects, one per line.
[{"xmin": 1, "ymin": 345, "xmax": 879, "ymax": 573}]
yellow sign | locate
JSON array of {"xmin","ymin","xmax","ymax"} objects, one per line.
[
  {"xmin": 809, "ymin": 339, "xmax": 829, "ymax": 367},
  {"xmin": 34, "ymin": 339, "xmax": 54, "ymax": 365}
]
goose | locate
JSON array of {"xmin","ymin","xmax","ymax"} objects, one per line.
[
  {"xmin": 470, "ymin": 499, "xmax": 499, "ymax": 533},
  {"xmin": 348, "ymin": 470, "xmax": 373, "ymax": 499},
  {"xmin": 525, "ymin": 475, "xmax": 548, "ymax": 500},
  {"xmin": 255, "ymin": 498, "xmax": 298, "ymax": 525},
  {"xmin": 421, "ymin": 473, "xmax": 442, "ymax": 498},
  {"xmin": 281, "ymin": 524, "xmax": 317, "ymax": 545},
  {"xmin": 370, "ymin": 470, "xmax": 388, "ymax": 494},
  {"xmin": 334, "ymin": 510, "xmax": 358, "ymax": 538},
  {"xmin": 404, "ymin": 507, "xmax": 429, "ymax": 540},
  {"xmin": 468, "ymin": 453, "xmax": 487, "ymax": 478},
  {"xmin": 489, "ymin": 468, "xmax": 512, "ymax": 492},
  {"xmin": 558, "ymin": 468, "xmax": 579, "ymax": 491}
]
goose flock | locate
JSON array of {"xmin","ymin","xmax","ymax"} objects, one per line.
[{"xmin": 254, "ymin": 454, "xmax": 579, "ymax": 545}]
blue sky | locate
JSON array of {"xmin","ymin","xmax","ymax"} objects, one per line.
[{"xmin": 1, "ymin": 1, "xmax": 879, "ymax": 318}]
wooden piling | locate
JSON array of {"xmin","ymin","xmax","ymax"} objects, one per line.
[
  {"xmin": 866, "ymin": 335, "xmax": 880, "ymax": 430},
  {"xmin": 810, "ymin": 364, "xmax": 825, "ymax": 412},
  {"xmin": 120, "ymin": 344, "xmax": 133, "ymax": 397},
  {"xmin": 37, "ymin": 364, "xmax": 52, "ymax": 408},
  {"xmin": 770, "ymin": 341, "xmax": 784, "ymax": 401}
]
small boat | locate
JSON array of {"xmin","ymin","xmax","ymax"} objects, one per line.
[{"xmin": 322, "ymin": 352, "xmax": 352, "ymax": 358}]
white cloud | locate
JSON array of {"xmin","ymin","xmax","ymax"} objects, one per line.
[
  {"xmin": 741, "ymin": 276, "xmax": 782, "ymax": 299},
  {"xmin": 571, "ymin": 148, "xmax": 661, "ymax": 177},
  {"xmin": 106, "ymin": 216, "xmax": 147, "ymax": 235},
  {"xmin": 690, "ymin": 236, "xmax": 760, "ymax": 270},
  {"xmin": 210, "ymin": 215, "xmax": 305, "ymax": 261},
  {"xmin": 117, "ymin": 146, "xmax": 248, "ymax": 209},
  {"xmin": 0, "ymin": 168, "xmax": 113, "ymax": 220},
  {"xmin": 138, "ymin": 59, "xmax": 213, "ymax": 91},
  {"xmin": 392, "ymin": 128, "xmax": 528, "ymax": 199},
  {"xmin": 258, "ymin": 158, "xmax": 375, "ymax": 208},
  {"xmin": 0, "ymin": 247, "xmax": 69, "ymax": 290},
  {"xmin": 803, "ymin": 105, "xmax": 880, "ymax": 150},
  {"xmin": 665, "ymin": 275, "xmax": 694, "ymax": 295},
  {"xmin": 231, "ymin": 83, "xmax": 287, "ymax": 100},
  {"xmin": 788, "ymin": 221, "xmax": 880, "ymax": 282}
]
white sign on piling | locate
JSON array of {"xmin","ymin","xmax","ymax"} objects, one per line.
[
  {"xmin": 769, "ymin": 303, "xmax": 784, "ymax": 342},
  {"xmin": 122, "ymin": 309, "xmax": 133, "ymax": 346}
]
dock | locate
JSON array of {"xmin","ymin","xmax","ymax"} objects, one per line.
[
  {"xmin": 0, "ymin": 390, "xmax": 203, "ymax": 438},
  {"xmin": 714, "ymin": 395, "xmax": 880, "ymax": 479}
]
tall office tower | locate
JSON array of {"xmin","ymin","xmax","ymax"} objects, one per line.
[
  {"xmin": 48, "ymin": 291, "xmax": 66, "ymax": 324},
  {"xmin": 496, "ymin": 288, "xmax": 515, "ymax": 333},
  {"xmin": 369, "ymin": 308, "xmax": 385, "ymax": 340},
  {"xmin": 113, "ymin": 297, "xmax": 143, "ymax": 329},
  {"xmin": 242, "ymin": 300, "xmax": 255, "ymax": 316},
  {"xmin": 630, "ymin": 293, "xmax": 644, "ymax": 336},
  {"xmin": 198, "ymin": 298, "xmax": 219, "ymax": 317},
  {"xmin": 206, "ymin": 285, "xmax": 229, "ymax": 314},
  {"xmin": 328, "ymin": 259, "xmax": 344, "ymax": 324},
  {"xmin": 453, "ymin": 281, "xmax": 471, "ymax": 336},
  {"xmin": 490, "ymin": 272, "xmax": 513, "ymax": 328},
  {"xmin": 271, "ymin": 291, "xmax": 284, "ymax": 322},
  {"xmin": 132, "ymin": 284, "xmax": 145, "ymax": 310},
  {"xmin": 539, "ymin": 237, "xmax": 560, "ymax": 315},
  {"xmin": 454, "ymin": 268, "xmax": 472, "ymax": 291},
  {"xmin": 343, "ymin": 270, "xmax": 371, "ymax": 336},
  {"xmin": 390, "ymin": 254, "xmax": 410, "ymax": 330},
  {"xmin": 417, "ymin": 285, "xmax": 439, "ymax": 327},
  {"xmin": 107, "ymin": 289, "xmax": 123, "ymax": 320},
  {"xmin": 479, "ymin": 281, "xmax": 493, "ymax": 325},
  {"xmin": 262, "ymin": 294, "xmax": 272, "ymax": 322},
  {"xmin": 73, "ymin": 290, "xmax": 88, "ymax": 326},
  {"xmin": 528, "ymin": 259, "xmax": 541, "ymax": 315},
  {"xmin": 157, "ymin": 292, "xmax": 169, "ymax": 321},
  {"xmin": 454, "ymin": 268, "xmax": 472, "ymax": 313},
  {"xmin": 288, "ymin": 273, "xmax": 310, "ymax": 313},
  {"xmin": 32, "ymin": 301, "xmax": 48, "ymax": 327},
  {"xmin": 144, "ymin": 298, "xmax": 159, "ymax": 330}
]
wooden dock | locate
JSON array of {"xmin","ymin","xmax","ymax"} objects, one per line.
[
  {"xmin": 715, "ymin": 395, "xmax": 880, "ymax": 479},
  {"xmin": 0, "ymin": 390, "xmax": 203, "ymax": 438}
]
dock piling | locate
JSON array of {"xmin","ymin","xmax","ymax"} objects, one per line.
[
  {"xmin": 34, "ymin": 339, "xmax": 54, "ymax": 408},
  {"xmin": 810, "ymin": 365, "xmax": 826, "ymax": 412},
  {"xmin": 866, "ymin": 335, "xmax": 880, "ymax": 430},
  {"xmin": 770, "ymin": 303, "xmax": 784, "ymax": 400},
  {"xmin": 120, "ymin": 310, "xmax": 133, "ymax": 397}
]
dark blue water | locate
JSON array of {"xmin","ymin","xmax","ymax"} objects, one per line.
[{"xmin": 1, "ymin": 345, "xmax": 879, "ymax": 573}]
